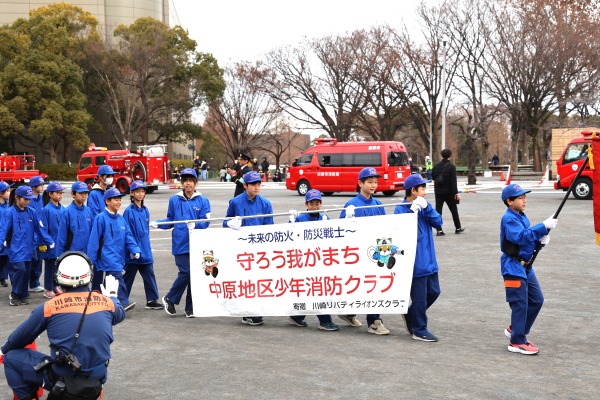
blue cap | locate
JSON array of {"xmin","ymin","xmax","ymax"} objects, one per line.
[
  {"xmin": 103, "ymin": 188, "xmax": 124, "ymax": 201},
  {"xmin": 97, "ymin": 165, "xmax": 115, "ymax": 175},
  {"xmin": 243, "ymin": 171, "xmax": 262, "ymax": 184},
  {"xmin": 46, "ymin": 182, "xmax": 64, "ymax": 193},
  {"xmin": 71, "ymin": 181, "xmax": 89, "ymax": 193},
  {"xmin": 180, "ymin": 168, "xmax": 197, "ymax": 180},
  {"xmin": 15, "ymin": 186, "xmax": 36, "ymax": 199},
  {"xmin": 29, "ymin": 175, "xmax": 45, "ymax": 187},
  {"xmin": 501, "ymin": 184, "xmax": 531, "ymax": 201},
  {"xmin": 305, "ymin": 189, "xmax": 322, "ymax": 202},
  {"xmin": 403, "ymin": 174, "xmax": 428, "ymax": 191},
  {"xmin": 0, "ymin": 181, "xmax": 12, "ymax": 192},
  {"xmin": 358, "ymin": 167, "xmax": 381, "ymax": 180},
  {"xmin": 130, "ymin": 180, "xmax": 147, "ymax": 191}
]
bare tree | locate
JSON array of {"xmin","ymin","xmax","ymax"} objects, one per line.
[{"xmin": 255, "ymin": 119, "xmax": 305, "ymax": 169}]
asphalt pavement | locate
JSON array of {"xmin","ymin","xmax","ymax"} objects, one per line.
[{"xmin": 0, "ymin": 180, "xmax": 598, "ymax": 399}]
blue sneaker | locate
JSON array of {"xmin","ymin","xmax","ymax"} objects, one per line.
[
  {"xmin": 412, "ymin": 332, "xmax": 438, "ymax": 342},
  {"xmin": 288, "ymin": 316, "xmax": 308, "ymax": 327},
  {"xmin": 319, "ymin": 322, "xmax": 340, "ymax": 331}
]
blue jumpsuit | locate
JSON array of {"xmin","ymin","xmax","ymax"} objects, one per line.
[
  {"xmin": 1, "ymin": 287, "xmax": 124, "ymax": 398},
  {"xmin": 157, "ymin": 191, "xmax": 211, "ymax": 313},
  {"xmin": 339, "ymin": 193, "xmax": 385, "ymax": 326},
  {"xmin": 87, "ymin": 209, "xmax": 141, "ymax": 306},
  {"xmin": 222, "ymin": 191, "xmax": 274, "ymax": 227},
  {"xmin": 87, "ymin": 185, "xmax": 105, "ymax": 218},
  {"xmin": 123, "ymin": 202, "xmax": 160, "ymax": 302},
  {"xmin": 500, "ymin": 208, "xmax": 547, "ymax": 344},
  {"xmin": 0, "ymin": 201, "xmax": 9, "ymax": 282},
  {"xmin": 29, "ymin": 193, "xmax": 44, "ymax": 290},
  {"xmin": 394, "ymin": 198, "xmax": 443, "ymax": 337},
  {"xmin": 56, "ymin": 201, "xmax": 95, "ymax": 256},
  {"xmin": 40, "ymin": 202, "xmax": 65, "ymax": 291}
]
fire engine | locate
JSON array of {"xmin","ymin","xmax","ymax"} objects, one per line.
[
  {"xmin": 0, "ymin": 153, "xmax": 48, "ymax": 184},
  {"xmin": 554, "ymin": 130, "xmax": 594, "ymax": 200},
  {"xmin": 77, "ymin": 145, "xmax": 170, "ymax": 194}
]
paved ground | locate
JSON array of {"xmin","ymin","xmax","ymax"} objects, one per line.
[{"xmin": 1, "ymin": 180, "xmax": 598, "ymax": 399}]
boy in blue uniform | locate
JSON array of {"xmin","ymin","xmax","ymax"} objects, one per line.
[
  {"xmin": 88, "ymin": 164, "xmax": 116, "ymax": 217},
  {"xmin": 39, "ymin": 182, "xmax": 66, "ymax": 299},
  {"xmin": 28, "ymin": 175, "xmax": 46, "ymax": 293},
  {"xmin": 152, "ymin": 168, "xmax": 210, "ymax": 317},
  {"xmin": 288, "ymin": 189, "xmax": 339, "ymax": 331},
  {"xmin": 88, "ymin": 188, "xmax": 141, "ymax": 311},
  {"xmin": 56, "ymin": 182, "xmax": 94, "ymax": 256},
  {"xmin": 394, "ymin": 174, "xmax": 443, "ymax": 342},
  {"xmin": 223, "ymin": 171, "xmax": 274, "ymax": 326},
  {"xmin": 338, "ymin": 167, "xmax": 390, "ymax": 335},
  {"xmin": 0, "ymin": 181, "xmax": 12, "ymax": 287},
  {"xmin": 123, "ymin": 180, "xmax": 162, "ymax": 310},
  {"xmin": 500, "ymin": 184, "xmax": 557, "ymax": 355},
  {"xmin": 0, "ymin": 186, "xmax": 54, "ymax": 306}
]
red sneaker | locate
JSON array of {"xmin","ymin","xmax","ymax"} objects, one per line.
[{"xmin": 508, "ymin": 342, "xmax": 539, "ymax": 355}]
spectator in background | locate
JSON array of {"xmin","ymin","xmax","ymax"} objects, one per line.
[
  {"xmin": 431, "ymin": 149, "xmax": 464, "ymax": 236},
  {"xmin": 261, "ymin": 157, "xmax": 270, "ymax": 176},
  {"xmin": 492, "ymin": 154, "xmax": 500, "ymax": 166},
  {"xmin": 200, "ymin": 159, "xmax": 208, "ymax": 181}
]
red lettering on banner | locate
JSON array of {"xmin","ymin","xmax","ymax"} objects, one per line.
[
  {"xmin": 258, "ymin": 280, "xmax": 274, "ymax": 297},
  {"xmin": 237, "ymin": 253, "xmax": 254, "ymax": 271},
  {"xmin": 342, "ymin": 246, "xmax": 359, "ymax": 264},
  {"xmin": 325, "ymin": 276, "xmax": 343, "ymax": 295},
  {"xmin": 322, "ymin": 247, "xmax": 340, "ymax": 266},
  {"xmin": 380, "ymin": 273, "xmax": 395, "ymax": 292},
  {"xmin": 256, "ymin": 252, "xmax": 270, "ymax": 269},
  {"xmin": 364, "ymin": 275, "xmax": 377, "ymax": 293},
  {"xmin": 286, "ymin": 249, "xmax": 303, "ymax": 268},
  {"xmin": 289, "ymin": 278, "xmax": 305, "ymax": 296},
  {"xmin": 272, "ymin": 251, "xmax": 285, "ymax": 269}
]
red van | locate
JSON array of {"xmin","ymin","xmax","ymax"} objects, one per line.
[
  {"xmin": 554, "ymin": 131, "xmax": 594, "ymax": 199},
  {"xmin": 286, "ymin": 139, "xmax": 411, "ymax": 196}
]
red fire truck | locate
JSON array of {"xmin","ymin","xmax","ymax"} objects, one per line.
[
  {"xmin": 77, "ymin": 145, "xmax": 170, "ymax": 194},
  {"xmin": 286, "ymin": 139, "xmax": 411, "ymax": 196},
  {"xmin": 554, "ymin": 130, "xmax": 594, "ymax": 199},
  {"xmin": 0, "ymin": 153, "xmax": 47, "ymax": 184}
]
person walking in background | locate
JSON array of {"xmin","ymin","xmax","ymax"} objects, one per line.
[
  {"xmin": 431, "ymin": 149, "xmax": 464, "ymax": 236},
  {"xmin": 425, "ymin": 155, "xmax": 433, "ymax": 180},
  {"xmin": 200, "ymin": 159, "xmax": 208, "ymax": 181}
]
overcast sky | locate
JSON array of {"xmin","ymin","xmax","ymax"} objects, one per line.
[{"xmin": 171, "ymin": 0, "xmax": 424, "ymax": 64}]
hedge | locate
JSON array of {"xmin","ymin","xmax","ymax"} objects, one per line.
[{"xmin": 37, "ymin": 164, "xmax": 78, "ymax": 181}]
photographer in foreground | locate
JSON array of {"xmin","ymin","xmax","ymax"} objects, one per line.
[{"xmin": 0, "ymin": 251, "xmax": 125, "ymax": 400}]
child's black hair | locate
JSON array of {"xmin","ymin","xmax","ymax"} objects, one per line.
[
  {"xmin": 405, "ymin": 184, "xmax": 426, "ymax": 199},
  {"xmin": 503, "ymin": 196, "xmax": 519, "ymax": 207}
]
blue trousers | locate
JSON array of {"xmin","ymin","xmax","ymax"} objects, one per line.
[
  {"xmin": 91, "ymin": 265, "xmax": 102, "ymax": 292},
  {"xmin": 166, "ymin": 254, "xmax": 193, "ymax": 313},
  {"xmin": 3, "ymin": 348, "xmax": 51, "ymax": 398},
  {"xmin": 123, "ymin": 262, "xmax": 160, "ymax": 302},
  {"xmin": 11, "ymin": 261, "xmax": 32, "ymax": 298},
  {"xmin": 0, "ymin": 254, "xmax": 10, "ymax": 280},
  {"xmin": 504, "ymin": 272, "xmax": 544, "ymax": 344},
  {"xmin": 291, "ymin": 315, "xmax": 333, "ymax": 324},
  {"xmin": 29, "ymin": 249, "xmax": 43, "ymax": 288},
  {"xmin": 98, "ymin": 270, "xmax": 131, "ymax": 306},
  {"xmin": 43, "ymin": 258, "xmax": 57, "ymax": 291},
  {"xmin": 405, "ymin": 273, "xmax": 440, "ymax": 336}
]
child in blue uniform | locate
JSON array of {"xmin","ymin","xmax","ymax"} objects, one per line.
[
  {"xmin": 394, "ymin": 174, "xmax": 443, "ymax": 342},
  {"xmin": 56, "ymin": 182, "xmax": 94, "ymax": 256},
  {"xmin": 123, "ymin": 180, "xmax": 162, "ymax": 310},
  {"xmin": 338, "ymin": 167, "xmax": 390, "ymax": 335},
  {"xmin": 288, "ymin": 189, "xmax": 339, "ymax": 331},
  {"xmin": 153, "ymin": 168, "xmax": 210, "ymax": 317},
  {"xmin": 28, "ymin": 175, "xmax": 46, "ymax": 293},
  {"xmin": 39, "ymin": 182, "xmax": 66, "ymax": 299},
  {"xmin": 0, "ymin": 186, "xmax": 54, "ymax": 306},
  {"xmin": 500, "ymin": 184, "xmax": 557, "ymax": 355},
  {"xmin": 87, "ymin": 164, "xmax": 116, "ymax": 217},
  {"xmin": 223, "ymin": 171, "xmax": 274, "ymax": 326},
  {"xmin": 88, "ymin": 188, "xmax": 141, "ymax": 311},
  {"xmin": 0, "ymin": 181, "xmax": 12, "ymax": 287}
]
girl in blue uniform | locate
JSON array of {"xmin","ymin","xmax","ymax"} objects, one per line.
[
  {"xmin": 56, "ymin": 182, "xmax": 94, "ymax": 256},
  {"xmin": 0, "ymin": 181, "xmax": 12, "ymax": 287},
  {"xmin": 39, "ymin": 182, "xmax": 66, "ymax": 299},
  {"xmin": 123, "ymin": 180, "xmax": 162, "ymax": 310},
  {"xmin": 28, "ymin": 175, "xmax": 46, "ymax": 293},
  {"xmin": 394, "ymin": 174, "xmax": 443, "ymax": 342}
]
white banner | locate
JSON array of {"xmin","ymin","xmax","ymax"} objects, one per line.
[{"xmin": 190, "ymin": 213, "xmax": 417, "ymax": 317}]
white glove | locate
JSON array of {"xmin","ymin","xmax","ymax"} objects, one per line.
[
  {"xmin": 49, "ymin": 243, "xmax": 55, "ymax": 249},
  {"xmin": 543, "ymin": 216, "xmax": 558, "ymax": 230},
  {"xmin": 3, "ymin": 241, "xmax": 6, "ymax": 247},
  {"xmin": 344, "ymin": 205, "xmax": 355, "ymax": 218},
  {"xmin": 130, "ymin": 253, "xmax": 140, "ymax": 259},
  {"xmin": 100, "ymin": 275, "xmax": 119, "ymax": 297},
  {"xmin": 289, "ymin": 209, "xmax": 298, "ymax": 223},
  {"xmin": 414, "ymin": 196, "xmax": 428, "ymax": 209},
  {"xmin": 149, "ymin": 221, "xmax": 159, "ymax": 229},
  {"xmin": 540, "ymin": 235, "xmax": 550, "ymax": 245},
  {"xmin": 187, "ymin": 222, "xmax": 195, "ymax": 230},
  {"xmin": 226, "ymin": 216, "xmax": 242, "ymax": 230},
  {"xmin": 410, "ymin": 203, "xmax": 422, "ymax": 213}
]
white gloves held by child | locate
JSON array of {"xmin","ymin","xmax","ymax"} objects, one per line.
[
  {"xmin": 149, "ymin": 221, "xmax": 159, "ymax": 229},
  {"xmin": 540, "ymin": 235, "xmax": 550, "ymax": 245},
  {"xmin": 344, "ymin": 205, "xmax": 355, "ymax": 218},
  {"xmin": 410, "ymin": 196, "xmax": 428, "ymax": 213},
  {"xmin": 543, "ymin": 216, "xmax": 558, "ymax": 230},
  {"xmin": 227, "ymin": 216, "xmax": 242, "ymax": 230}
]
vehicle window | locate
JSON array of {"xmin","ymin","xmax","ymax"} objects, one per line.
[
  {"xmin": 318, "ymin": 153, "xmax": 381, "ymax": 167},
  {"xmin": 95, "ymin": 156, "xmax": 106, "ymax": 166},
  {"xmin": 387, "ymin": 151, "xmax": 409, "ymax": 166},
  {"xmin": 294, "ymin": 153, "xmax": 313, "ymax": 166},
  {"xmin": 79, "ymin": 157, "xmax": 92, "ymax": 170},
  {"xmin": 563, "ymin": 144, "xmax": 588, "ymax": 163}
]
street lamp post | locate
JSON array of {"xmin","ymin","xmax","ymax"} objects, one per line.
[{"xmin": 441, "ymin": 39, "xmax": 448, "ymax": 151}]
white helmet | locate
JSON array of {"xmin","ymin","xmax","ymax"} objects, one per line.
[{"xmin": 55, "ymin": 251, "xmax": 93, "ymax": 288}]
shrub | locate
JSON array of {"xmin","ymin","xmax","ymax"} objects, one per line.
[{"xmin": 37, "ymin": 164, "xmax": 78, "ymax": 181}]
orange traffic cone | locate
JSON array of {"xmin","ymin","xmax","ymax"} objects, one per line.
[
  {"xmin": 499, "ymin": 171, "xmax": 505, "ymax": 181},
  {"xmin": 505, "ymin": 168, "xmax": 512, "ymax": 185}
]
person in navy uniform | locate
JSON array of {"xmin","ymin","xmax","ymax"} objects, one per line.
[
  {"xmin": 227, "ymin": 152, "xmax": 252, "ymax": 198},
  {"xmin": 500, "ymin": 184, "xmax": 557, "ymax": 355},
  {"xmin": 0, "ymin": 252, "xmax": 124, "ymax": 400},
  {"xmin": 394, "ymin": 174, "xmax": 443, "ymax": 342}
]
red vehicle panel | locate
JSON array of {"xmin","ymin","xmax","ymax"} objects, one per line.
[
  {"xmin": 554, "ymin": 131, "xmax": 594, "ymax": 200},
  {"xmin": 286, "ymin": 139, "xmax": 411, "ymax": 196},
  {"xmin": 0, "ymin": 154, "xmax": 47, "ymax": 185}
]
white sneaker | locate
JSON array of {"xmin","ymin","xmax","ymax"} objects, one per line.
[
  {"xmin": 367, "ymin": 320, "xmax": 390, "ymax": 335},
  {"xmin": 338, "ymin": 315, "xmax": 363, "ymax": 327},
  {"xmin": 30, "ymin": 286, "xmax": 44, "ymax": 293}
]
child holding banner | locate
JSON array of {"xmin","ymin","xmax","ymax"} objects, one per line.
[
  {"xmin": 394, "ymin": 174, "xmax": 443, "ymax": 342},
  {"xmin": 288, "ymin": 189, "xmax": 340, "ymax": 331},
  {"xmin": 338, "ymin": 167, "xmax": 390, "ymax": 335},
  {"xmin": 151, "ymin": 168, "xmax": 211, "ymax": 318},
  {"xmin": 223, "ymin": 171, "xmax": 274, "ymax": 326}
]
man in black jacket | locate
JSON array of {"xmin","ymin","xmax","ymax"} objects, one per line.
[{"xmin": 431, "ymin": 149, "xmax": 464, "ymax": 236}]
